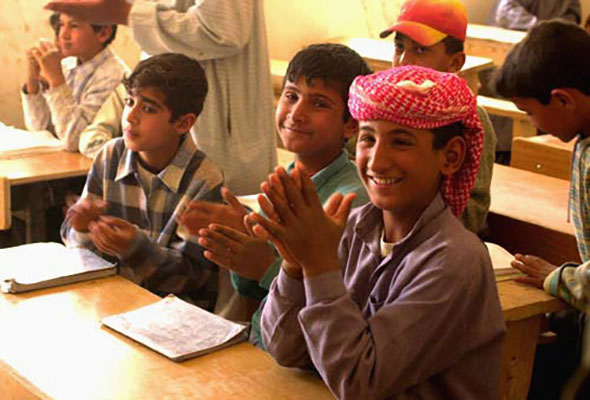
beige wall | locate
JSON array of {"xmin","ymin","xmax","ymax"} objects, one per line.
[{"xmin": 0, "ymin": 0, "xmax": 140, "ymax": 129}]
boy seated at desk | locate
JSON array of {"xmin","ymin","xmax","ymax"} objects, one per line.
[
  {"xmin": 22, "ymin": 11, "xmax": 127, "ymax": 152},
  {"xmin": 492, "ymin": 20, "xmax": 590, "ymax": 399},
  {"xmin": 253, "ymin": 66, "xmax": 505, "ymax": 399},
  {"xmin": 379, "ymin": 0, "xmax": 497, "ymax": 236},
  {"xmin": 179, "ymin": 43, "xmax": 371, "ymax": 331},
  {"xmin": 61, "ymin": 53, "xmax": 223, "ymax": 311}
]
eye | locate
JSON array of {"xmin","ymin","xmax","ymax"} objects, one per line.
[
  {"xmin": 394, "ymin": 42, "xmax": 404, "ymax": 53},
  {"xmin": 283, "ymin": 91, "xmax": 298, "ymax": 102},
  {"xmin": 358, "ymin": 132, "xmax": 375, "ymax": 144},
  {"xmin": 392, "ymin": 137, "xmax": 413, "ymax": 146},
  {"xmin": 142, "ymin": 104, "xmax": 156, "ymax": 113},
  {"xmin": 124, "ymin": 97, "xmax": 135, "ymax": 107},
  {"xmin": 415, "ymin": 46, "xmax": 428, "ymax": 55},
  {"xmin": 313, "ymin": 99, "xmax": 329, "ymax": 108}
]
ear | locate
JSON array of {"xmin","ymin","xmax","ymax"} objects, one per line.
[
  {"xmin": 96, "ymin": 26, "xmax": 113, "ymax": 45},
  {"xmin": 550, "ymin": 89, "xmax": 576, "ymax": 110},
  {"xmin": 342, "ymin": 118, "xmax": 359, "ymax": 141},
  {"xmin": 438, "ymin": 136, "xmax": 466, "ymax": 177},
  {"xmin": 447, "ymin": 52, "xmax": 466, "ymax": 74},
  {"xmin": 174, "ymin": 113, "xmax": 197, "ymax": 135}
]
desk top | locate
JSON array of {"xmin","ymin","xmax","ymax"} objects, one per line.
[
  {"xmin": 490, "ymin": 163, "xmax": 573, "ymax": 236},
  {"xmin": 466, "ymin": 24, "xmax": 526, "ymax": 45},
  {"xmin": 0, "ymin": 276, "xmax": 333, "ymax": 400},
  {"xmin": 0, "ymin": 151, "xmax": 92, "ymax": 186}
]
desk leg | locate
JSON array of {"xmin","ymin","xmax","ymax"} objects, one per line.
[
  {"xmin": 500, "ymin": 316, "xmax": 542, "ymax": 400},
  {"xmin": 0, "ymin": 177, "xmax": 11, "ymax": 230}
]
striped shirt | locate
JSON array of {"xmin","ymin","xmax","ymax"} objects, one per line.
[
  {"xmin": 61, "ymin": 135, "xmax": 224, "ymax": 310},
  {"xmin": 21, "ymin": 47, "xmax": 128, "ymax": 152}
]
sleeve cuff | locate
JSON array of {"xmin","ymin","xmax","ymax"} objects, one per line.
[
  {"xmin": 275, "ymin": 267, "xmax": 305, "ymax": 305},
  {"xmin": 544, "ymin": 264, "xmax": 566, "ymax": 296},
  {"xmin": 304, "ymin": 270, "xmax": 347, "ymax": 305}
]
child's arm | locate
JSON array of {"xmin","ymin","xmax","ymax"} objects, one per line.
[
  {"xmin": 21, "ymin": 45, "xmax": 51, "ymax": 132},
  {"xmin": 544, "ymin": 261, "xmax": 590, "ymax": 313}
]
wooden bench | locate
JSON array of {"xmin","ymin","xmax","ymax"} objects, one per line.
[
  {"xmin": 465, "ymin": 24, "xmax": 525, "ymax": 66},
  {"xmin": 489, "ymin": 163, "xmax": 579, "ymax": 265},
  {"xmin": 477, "ymin": 95, "xmax": 536, "ymax": 138},
  {"xmin": 511, "ymin": 135, "xmax": 575, "ymax": 180}
]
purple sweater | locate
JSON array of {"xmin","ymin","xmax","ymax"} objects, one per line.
[{"xmin": 260, "ymin": 195, "xmax": 505, "ymax": 399}]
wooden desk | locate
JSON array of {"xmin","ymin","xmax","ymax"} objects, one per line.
[
  {"xmin": 0, "ymin": 276, "xmax": 333, "ymax": 400},
  {"xmin": 511, "ymin": 135, "xmax": 575, "ymax": 181},
  {"xmin": 465, "ymin": 24, "xmax": 525, "ymax": 66},
  {"xmin": 489, "ymin": 163, "xmax": 579, "ymax": 265},
  {"xmin": 477, "ymin": 95, "xmax": 536, "ymax": 138},
  {"xmin": 0, "ymin": 151, "xmax": 92, "ymax": 230}
]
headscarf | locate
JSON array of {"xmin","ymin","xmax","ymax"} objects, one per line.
[{"xmin": 348, "ymin": 65, "xmax": 483, "ymax": 216}]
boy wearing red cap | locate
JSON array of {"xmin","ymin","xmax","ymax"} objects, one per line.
[
  {"xmin": 381, "ymin": 0, "xmax": 497, "ymax": 236},
  {"xmin": 254, "ymin": 66, "xmax": 505, "ymax": 399}
]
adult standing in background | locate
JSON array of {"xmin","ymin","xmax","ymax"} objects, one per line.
[
  {"xmin": 495, "ymin": 0, "xmax": 581, "ymax": 31},
  {"xmin": 45, "ymin": 0, "xmax": 277, "ymax": 197}
]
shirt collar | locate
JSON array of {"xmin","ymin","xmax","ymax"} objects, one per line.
[
  {"xmin": 115, "ymin": 134, "xmax": 198, "ymax": 193},
  {"xmin": 286, "ymin": 150, "xmax": 350, "ymax": 188}
]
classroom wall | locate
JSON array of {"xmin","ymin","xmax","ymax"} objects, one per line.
[{"xmin": 0, "ymin": 0, "xmax": 140, "ymax": 129}]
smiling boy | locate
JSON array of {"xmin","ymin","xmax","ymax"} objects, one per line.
[
  {"xmin": 61, "ymin": 53, "xmax": 223, "ymax": 310},
  {"xmin": 255, "ymin": 66, "xmax": 505, "ymax": 399},
  {"xmin": 22, "ymin": 12, "xmax": 127, "ymax": 152}
]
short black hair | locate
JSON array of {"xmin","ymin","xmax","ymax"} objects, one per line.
[
  {"xmin": 284, "ymin": 43, "xmax": 372, "ymax": 121},
  {"xmin": 442, "ymin": 36, "xmax": 464, "ymax": 55},
  {"xmin": 50, "ymin": 12, "xmax": 117, "ymax": 48},
  {"xmin": 491, "ymin": 20, "xmax": 590, "ymax": 105},
  {"xmin": 432, "ymin": 121, "xmax": 463, "ymax": 149},
  {"xmin": 123, "ymin": 53, "xmax": 208, "ymax": 121}
]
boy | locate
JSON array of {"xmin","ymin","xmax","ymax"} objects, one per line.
[
  {"xmin": 61, "ymin": 53, "xmax": 223, "ymax": 311},
  {"xmin": 495, "ymin": 0, "xmax": 581, "ymax": 31},
  {"xmin": 380, "ymin": 0, "xmax": 497, "ymax": 235},
  {"xmin": 254, "ymin": 66, "xmax": 505, "ymax": 399},
  {"xmin": 22, "ymin": 12, "xmax": 127, "ymax": 152},
  {"xmin": 180, "ymin": 44, "xmax": 371, "ymax": 337},
  {"xmin": 492, "ymin": 20, "xmax": 590, "ymax": 399}
]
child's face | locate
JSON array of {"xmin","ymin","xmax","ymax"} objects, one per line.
[
  {"xmin": 276, "ymin": 77, "xmax": 355, "ymax": 165},
  {"xmin": 122, "ymin": 87, "xmax": 184, "ymax": 160},
  {"xmin": 356, "ymin": 119, "xmax": 445, "ymax": 214},
  {"xmin": 57, "ymin": 14, "xmax": 105, "ymax": 62},
  {"xmin": 393, "ymin": 34, "xmax": 464, "ymax": 73},
  {"xmin": 511, "ymin": 96, "xmax": 579, "ymax": 142}
]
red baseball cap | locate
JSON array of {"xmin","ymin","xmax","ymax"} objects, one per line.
[{"xmin": 380, "ymin": 0, "xmax": 468, "ymax": 46}]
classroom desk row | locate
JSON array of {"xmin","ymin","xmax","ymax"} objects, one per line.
[{"xmin": 0, "ymin": 272, "xmax": 566, "ymax": 400}]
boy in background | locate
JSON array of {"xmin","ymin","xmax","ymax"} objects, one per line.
[
  {"xmin": 493, "ymin": 20, "xmax": 590, "ymax": 399},
  {"xmin": 255, "ymin": 65, "xmax": 505, "ymax": 399},
  {"xmin": 22, "ymin": 12, "xmax": 127, "ymax": 152},
  {"xmin": 62, "ymin": 53, "xmax": 223, "ymax": 310},
  {"xmin": 495, "ymin": 0, "xmax": 581, "ymax": 31},
  {"xmin": 380, "ymin": 0, "xmax": 497, "ymax": 235},
  {"xmin": 180, "ymin": 43, "xmax": 371, "ymax": 333}
]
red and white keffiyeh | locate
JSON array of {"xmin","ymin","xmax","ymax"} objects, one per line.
[{"xmin": 348, "ymin": 65, "xmax": 484, "ymax": 216}]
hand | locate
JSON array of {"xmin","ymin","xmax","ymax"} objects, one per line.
[
  {"xmin": 198, "ymin": 223, "xmax": 276, "ymax": 281},
  {"xmin": 88, "ymin": 216, "xmax": 137, "ymax": 258},
  {"xmin": 66, "ymin": 198, "xmax": 105, "ymax": 232},
  {"xmin": 179, "ymin": 187, "xmax": 249, "ymax": 235},
  {"xmin": 44, "ymin": 0, "xmax": 132, "ymax": 25},
  {"xmin": 30, "ymin": 40, "xmax": 65, "ymax": 89},
  {"xmin": 511, "ymin": 253, "xmax": 558, "ymax": 289},
  {"xmin": 250, "ymin": 166, "xmax": 355, "ymax": 277},
  {"xmin": 25, "ymin": 48, "xmax": 41, "ymax": 94}
]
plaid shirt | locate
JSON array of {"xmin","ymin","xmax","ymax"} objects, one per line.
[
  {"xmin": 22, "ymin": 47, "xmax": 128, "ymax": 152},
  {"xmin": 61, "ymin": 135, "xmax": 223, "ymax": 310}
]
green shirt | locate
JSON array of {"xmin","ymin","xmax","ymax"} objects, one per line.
[{"xmin": 230, "ymin": 150, "xmax": 369, "ymax": 347}]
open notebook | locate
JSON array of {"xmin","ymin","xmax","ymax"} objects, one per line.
[
  {"xmin": 0, "ymin": 123, "xmax": 63, "ymax": 159},
  {"xmin": 485, "ymin": 242, "xmax": 524, "ymax": 281},
  {"xmin": 102, "ymin": 295, "xmax": 249, "ymax": 362},
  {"xmin": 0, "ymin": 242, "xmax": 116, "ymax": 293}
]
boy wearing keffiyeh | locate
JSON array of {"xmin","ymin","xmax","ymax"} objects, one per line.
[{"xmin": 253, "ymin": 66, "xmax": 505, "ymax": 399}]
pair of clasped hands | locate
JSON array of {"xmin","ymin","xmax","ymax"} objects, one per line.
[
  {"xmin": 180, "ymin": 165, "xmax": 357, "ymax": 280},
  {"xmin": 25, "ymin": 39, "xmax": 65, "ymax": 95}
]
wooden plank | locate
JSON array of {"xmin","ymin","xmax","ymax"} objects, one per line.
[
  {"xmin": 465, "ymin": 23, "xmax": 525, "ymax": 66},
  {"xmin": 0, "ymin": 177, "xmax": 10, "ymax": 230},
  {"xmin": 477, "ymin": 95, "xmax": 536, "ymax": 138},
  {"xmin": 511, "ymin": 135, "xmax": 574, "ymax": 181}
]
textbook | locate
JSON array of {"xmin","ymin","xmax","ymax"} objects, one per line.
[
  {"xmin": 485, "ymin": 242, "xmax": 524, "ymax": 281},
  {"xmin": 102, "ymin": 295, "xmax": 249, "ymax": 362},
  {"xmin": 0, "ymin": 123, "xmax": 63, "ymax": 159},
  {"xmin": 0, "ymin": 242, "xmax": 116, "ymax": 293}
]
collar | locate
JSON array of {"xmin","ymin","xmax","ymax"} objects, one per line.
[
  {"xmin": 115, "ymin": 134, "xmax": 197, "ymax": 193},
  {"xmin": 355, "ymin": 193, "xmax": 447, "ymax": 257},
  {"xmin": 286, "ymin": 150, "xmax": 350, "ymax": 188}
]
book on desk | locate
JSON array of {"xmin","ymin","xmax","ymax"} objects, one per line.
[
  {"xmin": 485, "ymin": 242, "xmax": 523, "ymax": 281},
  {"xmin": 0, "ymin": 242, "xmax": 116, "ymax": 293},
  {"xmin": 102, "ymin": 294, "xmax": 249, "ymax": 362},
  {"xmin": 0, "ymin": 123, "xmax": 62, "ymax": 159}
]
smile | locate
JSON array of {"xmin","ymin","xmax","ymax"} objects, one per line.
[
  {"xmin": 283, "ymin": 126, "xmax": 312, "ymax": 135},
  {"xmin": 368, "ymin": 175, "xmax": 402, "ymax": 186}
]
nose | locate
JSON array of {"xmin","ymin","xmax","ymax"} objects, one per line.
[
  {"xmin": 59, "ymin": 25, "xmax": 70, "ymax": 40},
  {"xmin": 125, "ymin": 104, "xmax": 138, "ymax": 124},
  {"xmin": 288, "ymin": 99, "xmax": 308, "ymax": 123},
  {"xmin": 367, "ymin": 141, "xmax": 390, "ymax": 173},
  {"xmin": 397, "ymin": 50, "xmax": 413, "ymax": 66}
]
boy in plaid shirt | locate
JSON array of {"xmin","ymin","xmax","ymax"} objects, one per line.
[{"xmin": 61, "ymin": 53, "xmax": 223, "ymax": 310}]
